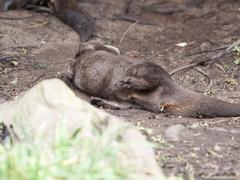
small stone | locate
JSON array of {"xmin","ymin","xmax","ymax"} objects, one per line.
[
  {"xmin": 125, "ymin": 50, "xmax": 141, "ymax": 57},
  {"xmin": 164, "ymin": 124, "xmax": 186, "ymax": 142}
]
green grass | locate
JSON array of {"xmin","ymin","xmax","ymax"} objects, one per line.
[{"xmin": 0, "ymin": 121, "xmax": 130, "ymax": 180}]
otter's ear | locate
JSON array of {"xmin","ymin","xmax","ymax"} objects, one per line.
[
  {"xmin": 76, "ymin": 42, "xmax": 121, "ymax": 57},
  {"xmin": 85, "ymin": 42, "xmax": 121, "ymax": 55},
  {"xmin": 101, "ymin": 44, "xmax": 121, "ymax": 55},
  {"xmin": 65, "ymin": 62, "xmax": 74, "ymax": 79},
  {"xmin": 56, "ymin": 62, "xmax": 73, "ymax": 86},
  {"xmin": 76, "ymin": 43, "xmax": 96, "ymax": 57}
]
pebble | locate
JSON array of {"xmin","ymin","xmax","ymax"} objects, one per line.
[{"xmin": 164, "ymin": 124, "xmax": 186, "ymax": 142}]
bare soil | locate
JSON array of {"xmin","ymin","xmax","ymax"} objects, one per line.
[{"xmin": 0, "ymin": 1, "xmax": 240, "ymax": 180}]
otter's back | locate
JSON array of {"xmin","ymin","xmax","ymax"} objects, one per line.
[{"xmin": 72, "ymin": 51, "xmax": 133, "ymax": 98}]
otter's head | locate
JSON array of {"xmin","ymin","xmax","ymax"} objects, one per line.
[{"xmin": 126, "ymin": 62, "xmax": 174, "ymax": 90}]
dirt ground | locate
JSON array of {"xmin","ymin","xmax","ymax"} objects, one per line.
[{"xmin": 0, "ymin": 0, "xmax": 240, "ymax": 179}]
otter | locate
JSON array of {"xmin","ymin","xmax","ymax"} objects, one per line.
[
  {"xmin": 67, "ymin": 41, "xmax": 240, "ymax": 118},
  {"xmin": 0, "ymin": 0, "xmax": 93, "ymax": 42}
]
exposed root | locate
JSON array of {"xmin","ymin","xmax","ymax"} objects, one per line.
[
  {"xmin": 170, "ymin": 63, "xmax": 197, "ymax": 75},
  {"xmin": 194, "ymin": 67, "xmax": 213, "ymax": 93}
]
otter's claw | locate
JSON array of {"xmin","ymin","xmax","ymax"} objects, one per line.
[{"xmin": 120, "ymin": 77, "xmax": 134, "ymax": 89}]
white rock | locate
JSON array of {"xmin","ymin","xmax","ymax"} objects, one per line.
[{"xmin": 0, "ymin": 79, "xmax": 164, "ymax": 180}]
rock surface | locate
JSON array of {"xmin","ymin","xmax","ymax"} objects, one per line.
[
  {"xmin": 164, "ymin": 124, "xmax": 186, "ymax": 142},
  {"xmin": 0, "ymin": 79, "xmax": 164, "ymax": 180}
]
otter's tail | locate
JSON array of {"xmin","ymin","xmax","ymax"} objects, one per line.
[
  {"xmin": 166, "ymin": 86, "xmax": 240, "ymax": 118},
  {"xmin": 195, "ymin": 96, "xmax": 240, "ymax": 118}
]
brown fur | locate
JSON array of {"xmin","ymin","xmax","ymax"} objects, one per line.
[
  {"xmin": 0, "ymin": 0, "xmax": 93, "ymax": 41},
  {"xmin": 68, "ymin": 41, "xmax": 240, "ymax": 118}
]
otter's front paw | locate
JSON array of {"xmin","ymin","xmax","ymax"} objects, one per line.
[
  {"xmin": 120, "ymin": 76, "xmax": 151, "ymax": 90},
  {"xmin": 120, "ymin": 77, "xmax": 137, "ymax": 89}
]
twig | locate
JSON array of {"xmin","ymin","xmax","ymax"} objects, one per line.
[
  {"xmin": 0, "ymin": 83, "xmax": 10, "ymax": 88},
  {"xmin": 0, "ymin": 69, "xmax": 5, "ymax": 74},
  {"xmin": 226, "ymin": 40, "xmax": 240, "ymax": 52},
  {"xmin": 194, "ymin": 67, "xmax": 213, "ymax": 92},
  {"xmin": 0, "ymin": 15, "xmax": 36, "ymax": 20},
  {"xmin": 30, "ymin": 74, "xmax": 45, "ymax": 85},
  {"xmin": 205, "ymin": 80, "xmax": 214, "ymax": 93},
  {"xmin": 170, "ymin": 40, "xmax": 240, "ymax": 91},
  {"xmin": 206, "ymin": 51, "xmax": 229, "ymax": 67},
  {"xmin": 186, "ymin": 40, "xmax": 240, "ymax": 57},
  {"xmin": 0, "ymin": 88, "xmax": 12, "ymax": 98},
  {"xmin": 202, "ymin": 176, "xmax": 236, "ymax": 180},
  {"xmin": 24, "ymin": 4, "xmax": 52, "ymax": 13},
  {"xmin": 208, "ymin": 119, "xmax": 234, "ymax": 125},
  {"xmin": 183, "ymin": 40, "xmax": 240, "ymax": 69},
  {"xmin": 112, "ymin": 15, "xmax": 154, "ymax": 25},
  {"xmin": 204, "ymin": 127, "xmax": 240, "ymax": 134},
  {"xmin": 169, "ymin": 45, "xmax": 230, "ymax": 75},
  {"xmin": 170, "ymin": 65, "xmax": 214, "ymax": 92},
  {"xmin": 119, "ymin": 20, "xmax": 139, "ymax": 46},
  {"xmin": 232, "ymin": 117, "xmax": 240, "ymax": 121},
  {"xmin": 23, "ymin": 20, "xmax": 49, "ymax": 29},
  {"xmin": 170, "ymin": 63, "xmax": 197, "ymax": 75},
  {"xmin": 186, "ymin": 45, "xmax": 229, "ymax": 57},
  {"xmin": 214, "ymin": 63, "xmax": 225, "ymax": 72},
  {"xmin": 112, "ymin": 15, "xmax": 139, "ymax": 23},
  {"xmin": 170, "ymin": 52, "xmax": 227, "ymax": 76}
]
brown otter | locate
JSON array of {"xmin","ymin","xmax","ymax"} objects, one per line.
[
  {"xmin": 67, "ymin": 41, "xmax": 240, "ymax": 118},
  {"xmin": 0, "ymin": 0, "xmax": 94, "ymax": 42}
]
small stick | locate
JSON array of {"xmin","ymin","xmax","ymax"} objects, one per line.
[
  {"xmin": 170, "ymin": 63, "xmax": 197, "ymax": 75},
  {"xmin": 226, "ymin": 40, "xmax": 240, "ymax": 52},
  {"xmin": 30, "ymin": 74, "xmax": 45, "ymax": 85},
  {"xmin": 208, "ymin": 119, "xmax": 233, "ymax": 125},
  {"xmin": 23, "ymin": 20, "xmax": 49, "ymax": 29},
  {"xmin": 0, "ymin": 15, "xmax": 36, "ymax": 20},
  {"xmin": 202, "ymin": 176, "xmax": 236, "ymax": 180},
  {"xmin": 186, "ymin": 45, "xmax": 229, "ymax": 57},
  {"xmin": 194, "ymin": 67, "xmax": 213, "ymax": 92},
  {"xmin": 214, "ymin": 63, "xmax": 225, "ymax": 72},
  {"xmin": 119, "ymin": 20, "xmax": 139, "ymax": 46}
]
